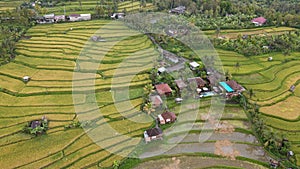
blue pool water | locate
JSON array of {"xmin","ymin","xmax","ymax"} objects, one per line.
[
  {"xmin": 202, "ymin": 92, "xmax": 215, "ymax": 97},
  {"xmin": 219, "ymin": 82, "xmax": 234, "ymax": 92}
]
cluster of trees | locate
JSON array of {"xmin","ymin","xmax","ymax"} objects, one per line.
[
  {"xmin": 0, "ymin": 26, "xmax": 17, "ymax": 63},
  {"xmin": 21, "ymin": 0, "xmax": 58, "ymax": 8},
  {"xmin": 249, "ymin": 107, "xmax": 290, "ymax": 156},
  {"xmin": 94, "ymin": 0, "xmax": 124, "ymax": 18},
  {"xmin": 0, "ymin": 8, "xmax": 36, "ymax": 64},
  {"xmin": 22, "ymin": 118, "xmax": 49, "ymax": 136},
  {"xmin": 140, "ymin": 83, "xmax": 156, "ymax": 115},
  {"xmin": 149, "ymin": 33, "xmax": 208, "ymax": 61},
  {"xmin": 64, "ymin": 120, "xmax": 90, "ymax": 130},
  {"xmin": 95, "ymin": 0, "xmax": 147, "ymax": 18},
  {"xmin": 214, "ymin": 31, "xmax": 300, "ymax": 57},
  {"xmin": 152, "ymin": 0, "xmax": 300, "ymax": 28},
  {"xmin": 192, "ymin": 14, "xmax": 257, "ymax": 30}
]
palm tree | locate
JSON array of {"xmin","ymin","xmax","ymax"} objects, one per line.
[
  {"xmin": 283, "ymin": 48, "xmax": 291, "ymax": 60},
  {"xmin": 248, "ymin": 88, "xmax": 255, "ymax": 99},
  {"xmin": 215, "ymin": 27, "xmax": 220, "ymax": 38},
  {"xmin": 113, "ymin": 160, "xmax": 120, "ymax": 169},
  {"xmin": 225, "ymin": 70, "xmax": 232, "ymax": 81},
  {"xmin": 140, "ymin": 0, "xmax": 146, "ymax": 8},
  {"xmin": 79, "ymin": 0, "xmax": 82, "ymax": 10},
  {"xmin": 239, "ymin": 94, "xmax": 247, "ymax": 109},
  {"xmin": 143, "ymin": 84, "xmax": 154, "ymax": 96},
  {"xmin": 143, "ymin": 103, "xmax": 155, "ymax": 115},
  {"xmin": 235, "ymin": 61, "xmax": 240, "ymax": 71},
  {"xmin": 113, "ymin": 0, "xmax": 118, "ymax": 12},
  {"xmin": 263, "ymin": 129, "xmax": 280, "ymax": 152},
  {"xmin": 253, "ymin": 102, "xmax": 259, "ymax": 113},
  {"xmin": 254, "ymin": 118, "xmax": 264, "ymax": 135},
  {"xmin": 100, "ymin": 0, "xmax": 105, "ymax": 6}
]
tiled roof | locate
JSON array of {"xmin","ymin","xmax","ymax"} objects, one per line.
[
  {"xmin": 161, "ymin": 112, "xmax": 176, "ymax": 121},
  {"xmin": 175, "ymin": 79, "xmax": 187, "ymax": 89},
  {"xmin": 146, "ymin": 127, "xmax": 163, "ymax": 137},
  {"xmin": 251, "ymin": 17, "xmax": 267, "ymax": 24},
  {"xmin": 155, "ymin": 84, "xmax": 172, "ymax": 95}
]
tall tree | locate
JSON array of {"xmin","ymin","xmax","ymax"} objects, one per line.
[{"xmin": 79, "ymin": 0, "xmax": 82, "ymax": 10}]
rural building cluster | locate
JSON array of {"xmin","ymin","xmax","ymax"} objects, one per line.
[
  {"xmin": 35, "ymin": 12, "xmax": 125, "ymax": 24},
  {"xmin": 36, "ymin": 13, "xmax": 92, "ymax": 23},
  {"xmin": 144, "ymin": 29, "xmax": 246, "ymax": 143}
]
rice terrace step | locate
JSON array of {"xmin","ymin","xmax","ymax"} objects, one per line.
[{"xmin": 0, "ymin": 0, "xmax": 299, "ymax": 168}]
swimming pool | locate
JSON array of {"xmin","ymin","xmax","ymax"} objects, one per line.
[
  {"xmin": 219, "ymin": 82, "xmax": 234, "ymax": 92},
  {"xmin": 200, "ymin": 92, "xmax": 216, "ymax": 98}
]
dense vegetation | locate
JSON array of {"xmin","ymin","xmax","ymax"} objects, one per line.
[
  {"xmin": 191, "ymin": 14, "xmax": 257, "ymax": 30},
  {"xmin": 240, "ymin": 97, "xmax": 297, "ymax": 168},
  {"xmin": 154, "ymin": 0, "xmax": 300, "ymax": 28},
  {"xmin": 214, "ymin": 31, "xmax": 300, "ymax": 56},
  {"xmin": 0, "ymin": 8, "xmax": 36, "ymax": 64}
]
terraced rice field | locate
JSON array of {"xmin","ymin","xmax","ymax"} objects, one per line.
[
  {"xmin": 217, "ymin": 48, "xmax": 300, "ymax": 165},
  {"xmin": 0, "ymin": 0, "xmax": 22, "ymax": 12},
  {"xmin": 204, "ymin": 26, "xmax": 296, "ymax": 39},
  {"xmin": 0, "ymin": 20, "xmax": 157, "ymax": 168},
  {"xmin": 137, "ymin": 101, "xmax": 269, "ymax": 167},
  {"xmin": 46, "ymin": 0, "xmax": 155, "ymax": 15},
  {"xmin": 0, "ymin": 12, "xmax": 297, "ymax": 167},
  {"xmin": 134, "ymin": 156, "xmax": 267, "ymax": 169}
]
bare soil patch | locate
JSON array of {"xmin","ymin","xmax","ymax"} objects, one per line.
[
  {"xmin": 134, "ymin": 156, "xmax": 267, "ymax": 169},
  {"xmin": 214, "ymin": 140, "xmax": 240, "ymax": 160}
]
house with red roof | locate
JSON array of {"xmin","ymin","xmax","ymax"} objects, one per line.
[
  {"xmin": 226, "ymin": 80, "xmax": 245, "ymax": 93},
  {"xmin": 188, "ymin": 77, "xmax": 207, "ymax": 89},
  {"xmin": 158, "ymin": 112, "xmax": 177, "ymax": 124},
  {"xmin": 251, "ymin": 17, "xmax": 267, "ymax": 26},
  {"xmin": 155, "ymin": 83, "xmax": 172, "ymax": 96}
]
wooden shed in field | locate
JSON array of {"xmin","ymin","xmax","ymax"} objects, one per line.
[
  {"xmin": 290, "ymin": 85, "xmax": 295, "ymax": 92},
  {"xmin": 23, "ymin": 76, "xmax": 30, "ymax": 83}
]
